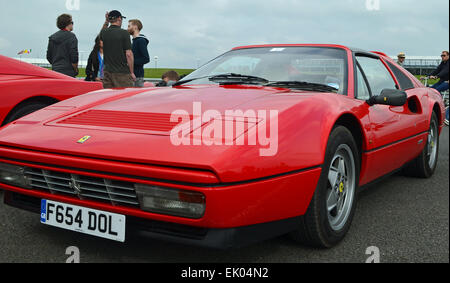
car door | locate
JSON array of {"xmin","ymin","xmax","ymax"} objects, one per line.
[{"xmin": 354, "ymin": 54, "xmax": 426, "ymax": 182}]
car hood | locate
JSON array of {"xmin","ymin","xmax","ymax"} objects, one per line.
[
  {"xmin": 0, "ymin": 85, "xmax": 329, "ymax": 183},
  {"xmin": 0, "ymin": 55, "xmax": 71, "ymax": 80}
]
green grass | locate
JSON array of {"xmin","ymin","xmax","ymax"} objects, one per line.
[
  {"xmin": 414, "ymin": 75, "xmax": 439, "ymax": 86},
  {"xmin": 76, "ymin": 68, "xmax": 194, "ymax": 79}
]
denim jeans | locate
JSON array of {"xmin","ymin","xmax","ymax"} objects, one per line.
[
  {"xmin": 431, "ymin": 81, "xmax": 449, "ymax": 93},
  {"xmin": 134, "ymin": 77, "xmax": 145, "ymax": 88}
]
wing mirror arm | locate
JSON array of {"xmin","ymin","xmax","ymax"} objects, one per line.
[
  {"xmin": 365, "ymin": 89, "xmax": 407, "ymax": 107},
  {"xmin": 366, "ymin": 96, "xmax": 376, "ymax": 106}
]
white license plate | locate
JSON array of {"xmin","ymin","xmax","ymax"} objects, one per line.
[{"xmin": 40, "ymin": 199, "xmax": 126, "ymax": 242}]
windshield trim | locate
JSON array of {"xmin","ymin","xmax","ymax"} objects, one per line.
[{"xmin": 180, "ymin": 46, "xmax": 349, "ymax": 95}]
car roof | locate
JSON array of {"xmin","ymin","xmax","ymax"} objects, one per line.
[
  {"xmin": 232, "ymin": 44, "xmax": 386, "ymax": 58},
  {"xmin": 232, "ymin": 43, "xmax": 350, "ymax": 50}
]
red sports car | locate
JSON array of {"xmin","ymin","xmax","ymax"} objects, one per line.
[
  {"xmin": 0, "ymin": 44, "xmax": 445, "ymax": 248},
  {"xmin": 0, "ymin": 55, "xmax": 102, "ymax": 126}
]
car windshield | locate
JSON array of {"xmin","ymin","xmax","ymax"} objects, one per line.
[{"xmin": 180, "ymin": 46, "xmax": 348, "ymax": 94}]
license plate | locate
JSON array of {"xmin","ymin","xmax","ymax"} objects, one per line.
[{"xmin": 40, "ymin": 199, "xmax": 126, "ymax": 242}]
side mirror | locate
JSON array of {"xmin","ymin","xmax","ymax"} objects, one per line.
[{"xmin": 366, "ymin": 89, "xmax": 407, "ymax": 106}]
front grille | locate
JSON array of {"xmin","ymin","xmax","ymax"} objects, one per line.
[{"xmin": 23, "ymin": 168, "xmax": 140, "ymax": 208}]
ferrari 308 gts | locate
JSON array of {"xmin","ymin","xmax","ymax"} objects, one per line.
[
  {"xmin": 0, "ymin": 55, "xmax": 102, "ymax": 126},
  {"xmin": 0, "ymin": 44, "xmax": 445, "ymax": 248}
]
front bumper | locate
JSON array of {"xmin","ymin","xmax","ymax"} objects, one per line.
[
  {"xmin": 0, "ymin": 146, "xmax": 322, "ymax": 247},
  {"xmin": 4, "ymin": 191, "xmax": 300, "ymax": 249}
]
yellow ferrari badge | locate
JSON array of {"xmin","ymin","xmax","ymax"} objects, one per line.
[
  {"xmin": 77, "ymin": 136, "xmax": 91, "ymax": 144},
  {"xmin": 339, "ymin": 182, "xmax": 344, "ymax": 193}
]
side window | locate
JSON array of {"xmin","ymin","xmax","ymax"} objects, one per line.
[
  {"xmin": 356, "ymin": 56, "xmax": 397, "ymax": 96},
  {"xmin": 356, "ymin": 64, "xmax": 371, "ymax": 100},
  {"xmin": 385, "ymin": 61, "xmax": 415, "ymax": 90}
]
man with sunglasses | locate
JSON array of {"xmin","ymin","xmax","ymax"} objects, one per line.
[
  {"xmin": 423, "ymin": 51, "xmax": 449, "ymax": 92},
  {"xmin": 47, "ymin": 14, "xmax": 79, "ymax": 77}
]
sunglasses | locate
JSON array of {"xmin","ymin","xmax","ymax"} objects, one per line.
[{"xmin": 441, "ymin": 55, "xmax": 447, "ymax": 57}]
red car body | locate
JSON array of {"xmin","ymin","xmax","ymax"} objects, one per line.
[
  {"xmin": 0, "ymin": 55, "xmax": 102, "ymax": 126},
  {"xmin": 0, "ymin": 44, "xmax": 445, "ymax": 248}
]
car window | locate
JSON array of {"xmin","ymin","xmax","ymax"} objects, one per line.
[
  {"xmin": 356, "ymin": 64, "xmax": 371, "ymax": 100},
  {"xmin": 212, "ymin": 56, "xmax": 262, "ymax": 75},
  {"xmin": 287, "ymin": 58, "xmax": 346, "ymax": 93},
  {"xmin": 183, "ymin": 47, "xmax": 348, "ymax": 94},
  {"xmin": 356, "ymin": 56, "xmax": 397, "ymax": 96},
  {"xmin": 385, "ymin": 61, "xmax": 415, "ymax": 90}
]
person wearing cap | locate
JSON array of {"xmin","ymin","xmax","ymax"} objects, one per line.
[
  {"xmin": 99, "ymin": 10, "xmax": 136, "ymax": 88},
  {"xmin": 397, "ymin": 52, "xmax": 406, "ymax": 67}
]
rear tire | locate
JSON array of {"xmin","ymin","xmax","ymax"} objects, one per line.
[
  {"xmin": 2, "ymin": 101, "xmax": 52, "ymax": 126},
  {"xmin": 402, "ymin": 112, "xmax": 440, "ymax": 178},
  {"xmin": 444, "ymin": 106, "xmax": 449, "ymax": 126},
  {"xmin": 290, "ymin": 126, "xmax": 360, "ymax": 248}
]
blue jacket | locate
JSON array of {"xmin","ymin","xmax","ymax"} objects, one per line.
[{"xmin": 132, "ymin": 34, "xmax": 150, "ymax": 78}]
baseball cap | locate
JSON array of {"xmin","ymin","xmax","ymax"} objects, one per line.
[
  {"xmin": 108, "ymin": 10, "xmax": 126, "ymax": 20},
  {"xmin": 398, "ymin": 52, "xmax": 406, "ymax": 58}
]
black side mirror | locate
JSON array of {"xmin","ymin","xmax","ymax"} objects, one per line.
[{"xmin": 366, "ymin": 89, "xmax": 407, "ymax": 106}]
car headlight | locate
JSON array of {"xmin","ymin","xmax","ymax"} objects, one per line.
[
  {"xmin": 134, "ymin": 184, "xmax": 206, "ymax": 219},
  {"xmin": 0, "ymin": 163, "xmax": 31, "ymax": 189}
]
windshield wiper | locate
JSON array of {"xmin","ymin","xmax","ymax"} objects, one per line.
[
  {"xmin": 173, "ymin": 73, "xmax": 269, "ymax": 87},
  {"xmin": 265, "ymin": 81, "xmax": 339, "ymax": 93},
  {"xmin": 208, "ymin": 73, "xmax": 269, "ymax": 85},
  {"xmin": 173, "ymin": 75, "xmax": 211, "ymax": 87}
]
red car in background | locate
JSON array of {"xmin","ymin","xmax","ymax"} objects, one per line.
[
  {"xmin": 0, "ymin": 45, "xmax": 445, "ymax": 249},
  {"xmin": 0, "ymin": 55, "xmax": 102, "ymax": 126}
]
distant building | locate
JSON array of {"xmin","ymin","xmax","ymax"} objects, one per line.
[{"xmin": 390, "ymin": 56, "xmax": 442, "ymax": 76}]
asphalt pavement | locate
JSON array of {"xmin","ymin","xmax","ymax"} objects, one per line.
[{"xmin": 0, "ymin": 127, "xmax": 448, "ymax": 263}]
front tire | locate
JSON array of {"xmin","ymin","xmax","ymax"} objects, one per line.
[
  {"xmin": 402, "ymin": 112, "xmax": 440, "ymax": 178},
  {"xmin": 2, "ymin": 101, "xmax": 52, "ymax": 126},
  {"xmin": 290, "ymin": 126, "xmax": 360, "ymax": 248}
]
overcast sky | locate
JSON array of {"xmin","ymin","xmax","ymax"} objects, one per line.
[{"xmin": 0, "ymin": 0, "xmax": 448, "ymax": 68}]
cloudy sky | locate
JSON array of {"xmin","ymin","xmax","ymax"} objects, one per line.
[{"xmin": 0, "ymin": 0, "xmax": 448, "ymax": 68}]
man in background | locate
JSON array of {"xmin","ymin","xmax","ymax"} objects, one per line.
[
  {"xmin": 430, "ymin": 51, "xmax": 449, "ymax": 92},
  {"xmin": 128, "ymin": 19, "xmax": 150, "ymax": 87},
  {"xmin": 100, "ymin": 10, "xmax": 135, "ymax": 88},
  {"xmin": 422, "ymin": 51, "xmax": 449, "ymax": 93},
  {"xmin": 47, "ymin": 14, "xmax": 79, "ymax": 77},
  {"xmin": 156, "ymin": 71, "xmax": 180, "ymax": 87},
  {"xmin": 397, "ymin": 52, "xmax": 406, "ymax": 67}
]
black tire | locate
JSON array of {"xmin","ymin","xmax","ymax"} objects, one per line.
[
  {"xmin": 2, "ymin": 102, "xmax": 51, "ymax": 126},
  {"xmin": 402, "ymin": 112, "xmax": 440, "ymax": 178},
  {"xmin": 444, "ymin": 106, "xmax": 449, "ymax": 126},
  {"xmin": 290, "ymin": 126, "xmax": 360, "ymax": 248}
]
